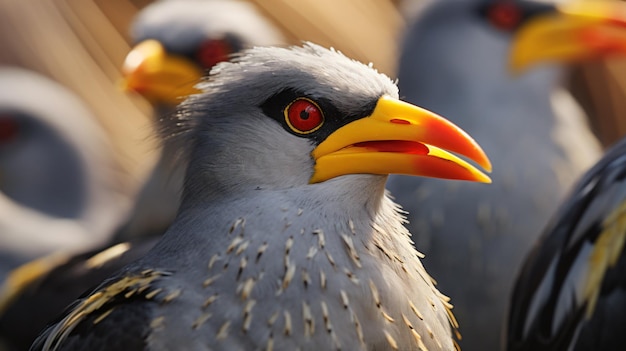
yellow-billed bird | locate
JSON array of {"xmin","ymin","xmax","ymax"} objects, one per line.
[
  {"xmin": 118, "ymin": 0, "xmax": 286, "ymax": 241},
  {"xmin": 31, "ymin": 42, "xmax": 491, "ymax": 351}
]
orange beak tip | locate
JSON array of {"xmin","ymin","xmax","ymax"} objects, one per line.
[{"xmin": 482, "ymin": 157, "xmax": 493, "ymax": 174}]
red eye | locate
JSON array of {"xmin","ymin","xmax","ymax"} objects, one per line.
[
  {"xmin": 488, "ymin": 2, "xmax": 522, "ymax": 31},
  {"xmin": 284, "ymin": 98, "xmax": 324, "ymax": 134},
  {"xmin": 0, "ymin": 115, "xmax": 19, "ymax": 144},
  {"xmin": 196, "ymin": 39, "xmax": 232, "ymax": 69}
]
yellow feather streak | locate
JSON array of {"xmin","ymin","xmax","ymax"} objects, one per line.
[
  {"xmin": 584, "ymin": 201, "xmax": 626, "ymax": 318},
  {"xmin": 40, "ymin": 270, "xmax": 166, "ymax": 351}
]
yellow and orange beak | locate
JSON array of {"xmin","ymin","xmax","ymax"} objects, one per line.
[
  {"xmin": 121, "ymin": 39, "xmax": 203, "ymax": 106},
  {"xmin": 310, "ymin": 95, "xmax": 492, "ymax": 184},
  {"xmin": 510, "ymin": 1, "xmax": 626, "ymax": 73}
]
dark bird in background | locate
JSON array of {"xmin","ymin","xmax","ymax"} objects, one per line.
[
  {"xmin": 0, "ymin": 67, "xmax": 129, "ymax": 279},
  {"xmin": 31, "ymin": 42, "xmax": 491, "ymax": 351},
  {"xmin": 386, "ymin": 0, "xmax": 626, "ymax": 350},
  {"xmin": 0, "ymin": 2, "xmax": 285, "ymax": 350},
  {"xmin": 507, "ymin": 136, "xmax": 626, "ymax": 351}
]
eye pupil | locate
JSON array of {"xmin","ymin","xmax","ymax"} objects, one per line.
[
  {"xmin": 285, "ymin": 98, "xmax": 324, "ymax": 134},
  {"xmin": 300, "ymin": 109, "xmax": 310, "ymax": 120}
]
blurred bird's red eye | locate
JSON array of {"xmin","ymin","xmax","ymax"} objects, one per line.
[
  {"xmin": 197, "ymin": 39, "xmax": 232, "ymax": 69},
  {"xmin": 284, "ymin": 98, "xmax": 324, "ymax": 134},
  {"xmin": 0, "ymin": 116, "xmax": 19, "ymax": 144},
  {"xmin": 487, "ymin": 2, "xmax": 522, "ymax": 31}
]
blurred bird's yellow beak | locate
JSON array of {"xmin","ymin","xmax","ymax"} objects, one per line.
[
  {"xmin": 122, "ymin": 40, "xmax": 202, "ymax": 106},
  {"xmin": 510, "ymin": 1, "xmax": 626, "ymax": 72},
  {"xmin": 310, "ymin": 96, "xmax": 492, "ymax": 184}
]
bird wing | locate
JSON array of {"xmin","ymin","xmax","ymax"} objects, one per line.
[
  {"xmin": 0, "ymin": 239, "xmax": 158, "ymax": 350},
  {"xmin": 507, "ymin": 139, "xmax": 626, "ymax": 350},
  {"xmin": 30, "ymin": 268, "xmax": 171, "ymax": 351}
]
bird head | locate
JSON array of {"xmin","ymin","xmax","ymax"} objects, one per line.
[
  {"xmin": 122, "ymin": 0, "xmax": 285, "ymax": 107},
  {"xmin": 0, "ymin": 70, "xmax": 91, "ymax": 219},
  {"xmin": 0, "ymin": 67, "xmax": 130, "ymax": 253},
  {"xmin": 478, "ymin": 0, "xmax": 626, "ymax": 73},
  {"xmin": 0, "ymin": 110, "xmax": 87, "ymax": 217},
  {"xmin": 397, "ymin": 0, "xmax": 626, "ymax": 118},
  {"xmin": 167, "ymin": 43, "xmax": 491, "ymax": 201}
]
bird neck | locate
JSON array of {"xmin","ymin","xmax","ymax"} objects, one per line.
[
  {"xmin": 180, "ymin": 174, "xmax": 389, "ymax": 215},
  {"xmin": 157, "ymin": 174, "xmax": 401, "ymax": 264}
]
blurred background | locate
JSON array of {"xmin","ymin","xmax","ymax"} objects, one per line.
[
  {"xmin": 0, "ymin": 0, "xmax": 403, "ymax": 199},
  {"xmin": 2, "ymin": 0, "xmax": 624, "ymax": 195}
]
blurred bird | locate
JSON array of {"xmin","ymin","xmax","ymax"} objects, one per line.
[
  {"xmin": 0, "ymin": 67, "xmax": 129, "ymax": 278},
  {"xmin": 118, "ymin": 0, "xmax": 286, "ymax": 241},
  {"xmin": 386, "ymin": 0, "xmax": 626, "ymax": 350},
  {"xmin": 124, "ymin": 0, "xmax": 286, "ymax": 104},
  {"xmin": 507, "ymin": 136, "xmax": 626, "ymax": 350},
  {"xmin": 31, "ymin": 42, "xmax": 491, "ymax": 351},
  {"xmin": 0, "ymin": 3, "xmax": 285, "ymax": 350}
]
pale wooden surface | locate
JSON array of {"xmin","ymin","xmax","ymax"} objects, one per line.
[
  {"xmin": 0, "ymin": 0, "xmax": 158, "ymax": 196},
  {"xmin": 252, "ymin": 0, "xmax": 405, "ymax": 76},
  {"xmin": 571, "ymin": 60, "xmax": 626, "ymax": 148}
]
